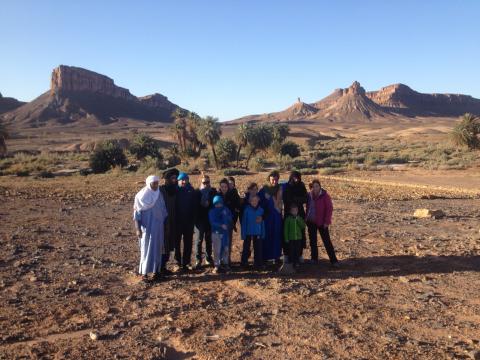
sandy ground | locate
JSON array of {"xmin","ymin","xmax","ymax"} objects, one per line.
[{"xmin": 0, "ymin": 172, "xmax": 479, "ymax": 359}]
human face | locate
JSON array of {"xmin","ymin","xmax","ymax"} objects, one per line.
[
  {"xmin": 228, "ymin": 180, "xmax": 235, "ymax": 190},
  {"xmin": 269, "ymin": 176, "xmax": 279, "ymax": 186},
  {"xmin": 168, "ymin": 175, "xmax": 177, "ymax": 186},
  {"xmin": 150, "ymin": 181, "xmax": 159, "ymax": 191},
  {"xmin": 250, "ymin": 196, "xmax": 259, "ymax": 208},
  {"xmin": 290, "ymin": 207, "xmax": 298, "ymax": 216},
  {"xmin": 201, "ymin": 178, "xmax": 210, "ymax": 187},
  {"xmin": 179, "ymin": 178, "xmax": 188, "ymax": 187},
  {"xmin": 312, "ymin": 182, "xmax": 321, "ymax": 194},
  {"xmin": 220, "ymin": 182, "xmax": 229, "ymax": 194},
  {"xmin": 249, "ymin": 185, "xmax": 258, "ymax": 196},
  {"xmin": 215, "ymin": 202, "xmax": 223, "ymax": 208}
]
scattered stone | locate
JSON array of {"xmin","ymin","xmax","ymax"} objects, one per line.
[
  {"xmin": 413, "ymin": 209, "xmax": 445, "ymax": 219},
  {"xmin": 165, "ymin": 315, "xmax": 174, "ymax": 322},
  {"xmin": 398, "ymin": 276, "xmax": 409, "ymax": 283},
  {"xmin": 205, "ymin": 334, "xmax": 220, "ymax": 341},
  {"xmin": 29, "ymin": 276, "xmax": 38, "ymax": 282},
  {"xmin": 89, "ymin": 331, "xmax": 99, "ymax": 341}
]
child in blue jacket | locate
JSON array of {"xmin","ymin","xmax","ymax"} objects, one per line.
[
  {"xmin": 209, "ymin": 195, "xmax": 233, "ymax": 273},
  {"xmin": 240, "ymin": 195, "xmax": 265, "ymax": 268}
]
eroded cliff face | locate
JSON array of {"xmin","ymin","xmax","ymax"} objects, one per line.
[
  {"xmin": 50, "ymin": 65, "xmax": 136, "ymax": 101},
  {"xmin": 3, "ymin": 65, "xmax": 184, "ymax": 126},
  {"xmin": 366, "ymin": 84, "xmax": 480, "ymax": 115}
]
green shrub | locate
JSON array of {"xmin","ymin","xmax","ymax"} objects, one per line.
[
  {"xmin": 280, "ymin": 141, "xmax": 301, "ymax": 158},
  {"xmin": 450, "ymin": 113, "xmax": 480, "ymax": 150},
  {"xmin": 252, "ymin": 157, "xmax": 266, "ymax": 172},
  {"xmin": 129, "ymin": 133, "xmax": 163, "ymax": 160},
  {"xmin": 298, "ymin": 168, "xmax": 318, "ymax": 175},
  {"xmin": 16, "ymin": 170, "xmax": 30, "ymax": 177},
  {"xmin": 216, "ymin": 138, "xmax": 238, "ymax": 168},
  {"xmin": 223, "ymin": 168, "xmax": 247, "ymax": 176},
  {"xmin": 38, "ymin": 170, "xmax": 54, "ymax": 178},
  {"xmin": 89, "ymin": 140, "xmax": 128, "ymax": 174}
]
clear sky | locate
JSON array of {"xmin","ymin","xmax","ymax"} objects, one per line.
[{"xmin": 1, "ymin": 0, "xmax": 479, "ymax": 121}]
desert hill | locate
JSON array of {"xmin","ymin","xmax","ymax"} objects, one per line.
[
  {"xmin": 2, "ymin": 65, "xmax": 184, "ymax": 127},
  {"xmin": 0, "ymin": 93, "xmax": 25, "ymax": 115},
  {"xmin": 230, "ymin": 81, "xmax": 480, "ymax": 123}
]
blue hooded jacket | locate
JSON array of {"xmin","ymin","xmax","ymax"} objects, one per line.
[
  {"xmin": 209, "ymin": 202, "xmax": 233, "ymax": 246},
  {"xmin": 241, "ymin": 204, "xmax": 265, "ymax": 240}
]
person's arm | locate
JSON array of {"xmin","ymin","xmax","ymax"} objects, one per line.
[
  {"xmin": 241, "ymin": 211, "xmax": 247, "ymax": 240},
  {"xmin": 324, "ymin": 193, "xmax": 333, "ymax": 227},
  {"xmin": 133, "ymin": 210, "xmax": 142, "ymax": 238},
  {"xmin": 209, "ymin": 210, "xmax": 222, "ymax": 229},
  {"xmin": 283, "ymin": 218, "xmax": 290, "ymax": 243},
  {"xmin": 298, "ymin": 217, "xmax": 306, "ymax": 230}
]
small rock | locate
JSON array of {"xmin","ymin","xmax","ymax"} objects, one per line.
[
  {"xmin": 89, "ymin": 331, "xmax": 99, "ymax": 341},
  {"xmin": 165, "ymin": 315, "xmax": 174, "ymax": 322},
  {"xmin": 398, "ymin": 276, "xmax": 409, "ymax": 283},
  {"xmin": 413, "ymin": 209, "xmax": 445, "ymax": 219},
  {"xmin": 205, "ymin": 334, "xmax": 220, "ymax": 341},
  {"xmin": 29, "ymin": 276, "xmax": 38, "ymax": 282}
]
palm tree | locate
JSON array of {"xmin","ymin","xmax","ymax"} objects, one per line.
[
  {"xmin": 235, "ymin": 123, "xmax": 252, "ymax": 168},
  {"xmin": 0, "ymin": 120, "xmax": 8, "ymax": 155},
  {"xmin": 198, "ymin": 116, "xmax": 222, "ymax": 169},
  {"xmin": 186, "ymin": 111, "xmax": 202, "ymax": 155},
  {"xmin": 451, "ymin": 113, "xmax": 480, "ymax": 150}
]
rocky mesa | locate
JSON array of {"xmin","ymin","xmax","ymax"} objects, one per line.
[{"xmin": 2, "ymin": 65, "xmax": 183, "ymax": 127}]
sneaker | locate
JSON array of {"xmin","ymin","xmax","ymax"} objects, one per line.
[
  {"xmin": 222, "ymin": 264, "xmax": 232, "ymax": 272},
  {"xmin": 299, "ymin": 256, "xmax": 305, "ymax": 264},
  {"xmin": 192, "ymin": 261, "xmax": 202, "ymax": 270},
  {"xmin": 278, "ymin": 262, "xmax": 295, "ymax": 275},
  {"xmin": 205, "ymin": 258, "xmax": 213, "ymax": 266},
  {"xmin": 152, "ymin": 273, "xmax": 163, "ymax": 282},
  {"xmin": 182, "ymin": 264, "xmax": 193, "ymax": 272},
  {"xmin": 212, "ymin": 266, "xmax": 222, "ymax": 274},
  {"xmin": 160, "ymin": 268, "xmax": 173, "ymax": 276}
]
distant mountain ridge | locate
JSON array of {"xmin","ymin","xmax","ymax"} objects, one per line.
[
  {"xmin": 231, "ymin": 81, "xmax": 480, "ymax": 123},
  {"xmin": 0, "ymin": 93, "xmax": 25, "ymax": 115},
  {"xmin": 2, "ymin": 65, "xmax": 184, "ymax": 127}
]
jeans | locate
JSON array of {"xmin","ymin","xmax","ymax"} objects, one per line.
[
  {"xmin": 241, "ymin": 235, "xmax": 263, "ymax": 267},
  {"xmin": 307, "ymin": 223, "xmax": 338, "ymax": 263},
  {"xmin": 212, "ymin": 232, "xmax": 229, "ymax": 267},
  {"xmin": 194, "ymin": 225, "xmax": 213, "ymax": 263},
  {"xmin": 288, "ymin": 240, "xmax": 303, "ymax": 265},
  {"xmin": 175, "ymin": 225, "xmax": 194, "ymax": 266}
]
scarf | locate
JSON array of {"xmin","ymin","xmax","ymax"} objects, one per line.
[{"xmin": 134, "ymin": 175, "xmax": 160, "ymax": 212}]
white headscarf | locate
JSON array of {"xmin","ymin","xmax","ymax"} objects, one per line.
[{"xmin": 133, "ymin": 175, "xmax": 160, "ymax": 212}]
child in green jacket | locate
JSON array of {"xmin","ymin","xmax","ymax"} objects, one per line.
[{"xmin": 284, "ymin": 204, "xmax": 306, "ymax": 268}]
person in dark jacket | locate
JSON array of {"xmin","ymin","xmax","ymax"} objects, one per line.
[
  {"xmin": 218, "ymin": 178, "xmax": 241, "ymax": 264},
  {"xmin": 283, "ymin": 170, "xmax": 308, "ymax": 261},
  {"xmin": 159, "ymin": 168, "xmax": 179, "ymax": 275},
  {"xmin": 175, "ymin": 172, "xmax": 199, "ymax": 271},
  {"xmin": 194, "ymin": 174, "xmax": 217, "ymax": 268}
]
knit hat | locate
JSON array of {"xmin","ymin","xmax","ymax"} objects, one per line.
[
  {"xmin": 162, "ymin": 168, "xmax": 179, "ymax": 180},
  {"xmin": 177, "ymin": 172, "xmax": 189, "ymax": 181},
  {"xmin": 212, "ymin": 195, "xmax": 223, "ymax": 205}
]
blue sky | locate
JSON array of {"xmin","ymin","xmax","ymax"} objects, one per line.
[{"xmin": 1, "ymin": 0, "xmax": 479, "ymax": 120}]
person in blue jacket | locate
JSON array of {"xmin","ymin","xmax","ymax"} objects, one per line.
[
  {"xmin": 209, "ymin": 195, "xmax": 233, "ymax": 273},
  {"xmin": 240, "ymin": 194, "xmax": 265, "ymax": 269}
]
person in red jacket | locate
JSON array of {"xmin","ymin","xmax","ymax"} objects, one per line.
[{"xmin": 305, "ymin": 179, "xmax": 339, "ymax": 267}]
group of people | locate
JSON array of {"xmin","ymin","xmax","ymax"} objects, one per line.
[{"xmin": 133, "ymin": 169, "xmax": 339, "ymax": 282}]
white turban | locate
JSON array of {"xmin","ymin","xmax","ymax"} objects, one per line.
[{"xmin": 133, "ymin": 175, "xmax": 160, "ymax": 211}]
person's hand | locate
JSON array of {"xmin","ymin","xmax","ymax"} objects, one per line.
[
  {"xmin": 256, "ymin": 216, "xmax": 262, "ymax": 224},
  {"xmin": 136, "ymin": 229, "xmax": 142, "ymax": 238},
  {"xmin": 221, "ymin": 224, "xmax": 228, "ymax": 230}
]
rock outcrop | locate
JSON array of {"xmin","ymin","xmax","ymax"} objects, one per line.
[
  {"xmin": 3, "ymin": 65, "xmax": 185, "ymax": 127},
  {"xmin": 366, "ymin": 83, "xmax": 480, "ymax": 116},
  {"xmin": 50, "ymin": 65, "xmax": 136, "ymax": 101},
  {"xmin": 0, "ymin": 93, "xmax": 25, "ymax": 115}
]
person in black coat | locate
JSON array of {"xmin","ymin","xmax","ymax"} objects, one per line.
[
  {"xmin": 175, "ymin": 172, "xmax": 199, "ymax": 271},
  {"xmin": 159, "ymin": 168, "xmax": 180, "ymax": 275},
  {"xmin": 283, "ymin": 171, "xmax": 308, "ymax": 259},
  {"xmin": 194, "ymin": 174, "xmax": 217, "ymax": 268}
]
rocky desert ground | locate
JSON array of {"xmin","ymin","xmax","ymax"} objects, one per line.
[{"xmin": 1, "ymin": 172, "xmax": 479, "ymax": 359}]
